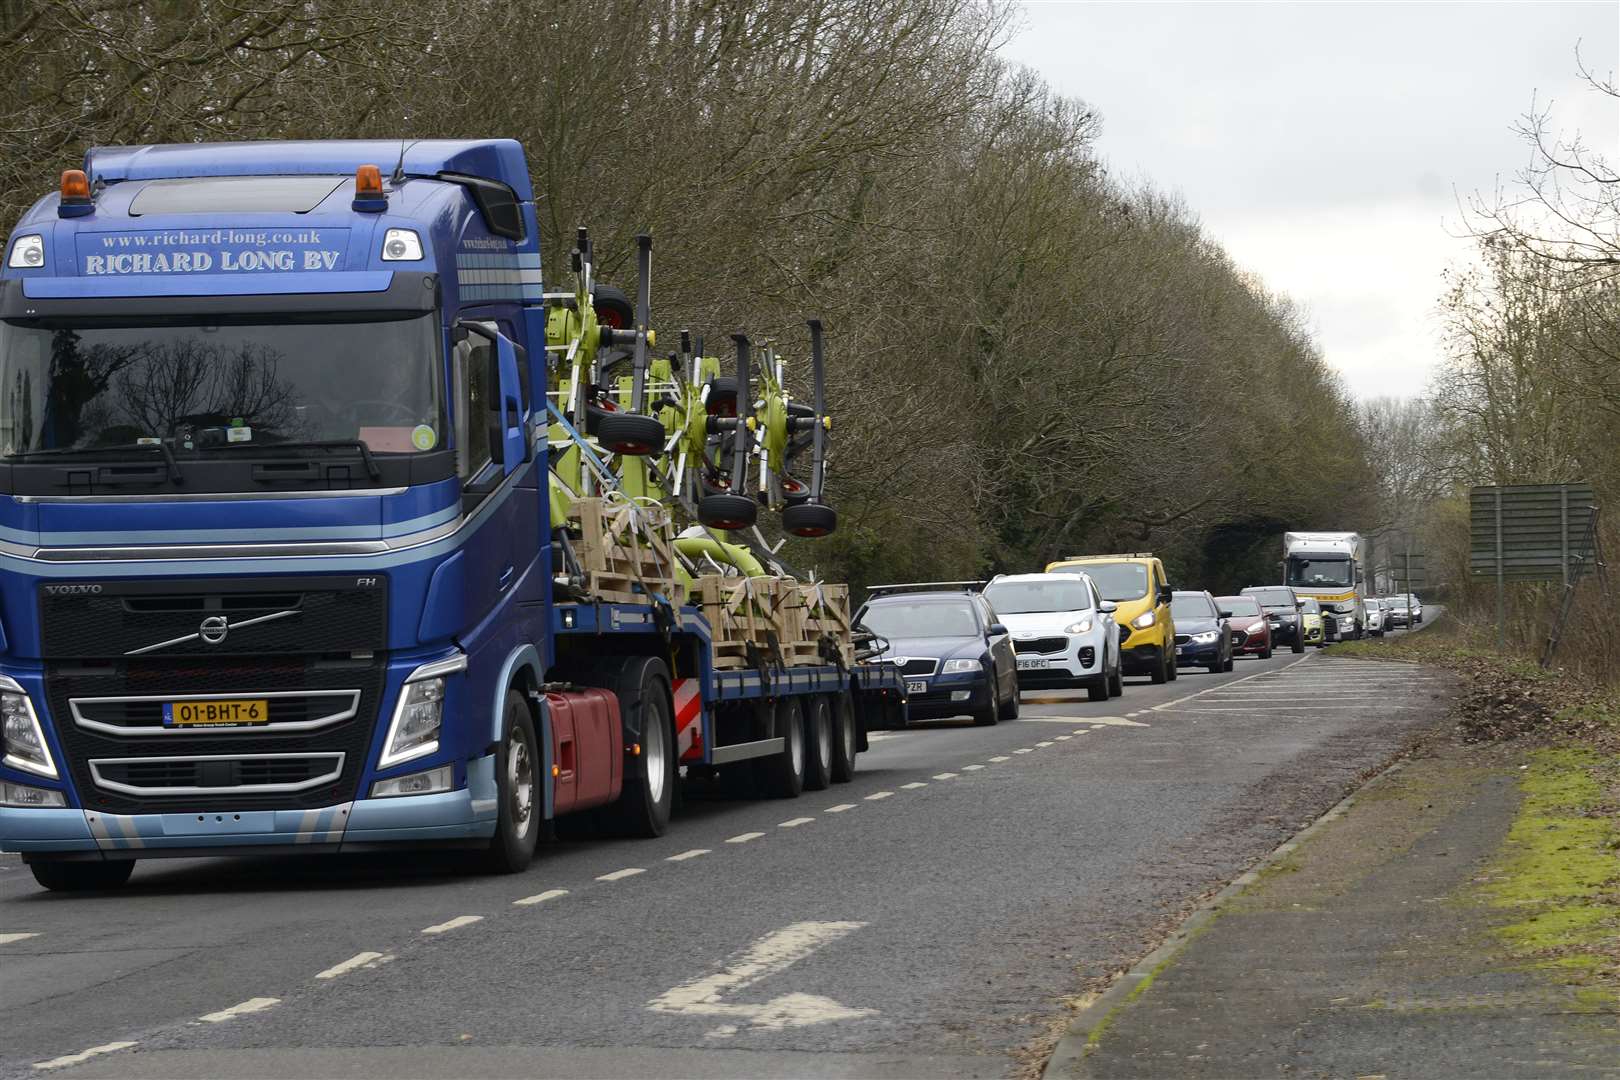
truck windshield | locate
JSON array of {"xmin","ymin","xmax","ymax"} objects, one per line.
[
  {"xmin": 1054, "ymin": 561, "xmax": 1148, "ymax": 601},
  {"xmin": 1286, "ymin": 556, "xmax": 1352, "ymax": 588},
  {"xmin": 0, "ymin": 313, "xmax": 444, "ymax": 458},
  {"xmin": 983, "ymin": 580, "xmax": 1094, "ymax": 614}
]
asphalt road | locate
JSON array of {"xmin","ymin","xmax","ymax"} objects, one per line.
[{"xmin": 0, "ymin": 625, "xmax": 1453, "ymax": 1079}]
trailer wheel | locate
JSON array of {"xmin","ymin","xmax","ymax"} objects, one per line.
[
  {"xmin": 602, "ymin": 658, "xmax": 676, "ymax": 838},
  {"xmin": 28, "ymin": 858, "xmax": 134, "ymax": 892},
  {"xmin": 597, "ymin": 412, "xmax": 665, "ymax": 456},
  {"xmin": 479, "ymin": 691, "xmax": 542, "ymax": 873},
  {"xmin": 831, "ymin": 692, "xmax": 858, "ymax": 783},
  {"xmin": 756, "ymin": 697, "xmax": 806, "ymax": 798},
  {"xmin": 803, "ymin": 695, "xmax": 834, "ymax": 791}
]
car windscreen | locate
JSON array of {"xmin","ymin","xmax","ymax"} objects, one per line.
[
  {"xmin": 1244, "ymin": 587, "xmax": 1295, "ymax": 610},
  {"xmin": 0, "ymin": 312, "xmax": 445, "ymax": 458},
  {"xmin": 1170, "ymin": 593, "xmax": 1216, "ymax": 619},
  {"xmin": 859, "ymin": 600, "xmax": 979, "ymax": 639},
  {"xmin": 1286, "ymin": 556, "xmax": 1352, "ymax": 588},
  {"xmin": 1219, "ymin": 597, "xmax": 1262, "ymax": 617},
  {"xmin": 1054, "ymin": 561, "xmax": 1148, "ymax": 601},
  {"xmin": 983, "ymin": 580, "xmax": 1094, "ymax": 614}
]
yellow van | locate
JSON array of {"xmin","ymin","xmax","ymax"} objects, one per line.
[{"xmin": 1045, "ymin": 553, "xmax": 1178, "ymax": 683}]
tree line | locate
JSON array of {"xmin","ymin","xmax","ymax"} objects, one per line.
[{"xmin": 0, "ymin": 0, "xmax": 1374, "ymax": 593}]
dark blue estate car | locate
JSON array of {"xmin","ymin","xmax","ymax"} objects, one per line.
[
  {"xmin": 855, "ymin": 588, "xmax": 1020, "ymax": 726},
  {"xmin": 1170, "ymin": 590, "xmax": 1234, "ymax": 673}
]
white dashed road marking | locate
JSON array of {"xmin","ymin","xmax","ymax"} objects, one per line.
[
  {"xmin": 1014, "ymin": 748, "xmax": 1034, "ymax": 754},
  {"xmin": 989, "ymin": 755, "xmax": 1010, "ymax": 762},
  {"xmin": 779, "ymin": 817, "xmax": 815, "ymax": 827},
  {"xmin": 33, "ymin": 1042, "xmax": 138, "ymax": 1070},
  {"xmin": 961, "ymin": 764, "xmax": 985, "ymax": 771},
  {"xmin": 1055, "ymin": 735, "xmax": 1072, "ymax": 741},
  {"xmin": 932, "ymin": 772, "xmax": 958, "ymax": 780},
  {"xmin": 597, "ymin": 867, "xmax": 646, "ymax": 882},
  {"xmin": 199, "ymin": 997, "xmax": 279, "ymax": 1023},
  {"xmin": 315, "ymin": 952, "xmax": 390, "ymax": 980},
  {"xmin": 1036, "ymin": 741, "xmax": 1053, "ymax": 747},
  {"xmin": 864, "ymin": 791, "xmax": 894, "ymax": 801},
  {"xmin": 901, "ymin": 782, "xmax": 927, "ymax": 790},
  {"xmin": 0, "ymin": 932, "xmax": 39, "ymax": 945},
  {"xmin": 726, "ymin": 832, "xmax": 766, "ymax": 844},
  {"xmin": 825, "ymin": 804, "xmax": 856, "ymax": 813},
  {"xmin": 421, "ymin": 915, "xmax": 483, "ymax": 935},
  {"xmin": 515, "ymin": 888, "xmax": 571, "ymax": 903}
]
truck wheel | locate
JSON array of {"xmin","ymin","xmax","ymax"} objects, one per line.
[
  {"xmin": 29, "ymin": 858, "xmax": 135, "ymax": 892},
  {"xmin": 757, "ymin": 697, "xmax": 806, "ymax": 798},
  {"xmin": 1149, "ymin": 649, "xmax": 1168, "ymax": 684},
  {"xmin": 480, "ymin": 692, "xmax": 542, "ymax": 873},
  {"xmin": 606, "ymin": 659, "xmax": 677, "ymax": 837},
  {"xmin": 803, "ymin": 695, "xmax": 834, "ymax": 791},
  {"xmin": 831, "ymin": 692, "xmax": 858, "ymax": 783},
  {"xmin": 597, "ymin": 412, "xmax": 665, "ymax": 456}
]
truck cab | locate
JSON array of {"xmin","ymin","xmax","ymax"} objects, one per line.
[
  {"xmin": 0, "ymin": 141, "xmax": 559, "ymax": 888},
  {"xmin": 1282, "ymin": 531, "xmax": 1366, "ymax": 640}
]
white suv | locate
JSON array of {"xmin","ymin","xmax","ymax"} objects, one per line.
[{"xmin": 982, "ymin": 573, "xmax": 1122, "ymax": 702}]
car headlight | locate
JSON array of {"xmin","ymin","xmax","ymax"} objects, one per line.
[
  {"xmin": 1246, "ymin": 621, "xmax": 1266, "ymax": 634},
  {"xmin": 1, "ymin": 678, "xmax": 56, "ymax": 778},
  {"xmin": 380, "ymin": 654, "xmax": 466, "ymax": 769},
  {"xmin": 1064, "ymin": 619, "xmax": 1094, "ymax": 634},
  {"xmin": 1131, "ymin": 611, "xmax": 1156, "ymax": 629},
  {"xmin": 941, "ymin": 658, "xmax": 982, "ymax": 674},
  {"xmin": 1191, "ymin": 631, "xmax": 1219, "ymax": 644}
]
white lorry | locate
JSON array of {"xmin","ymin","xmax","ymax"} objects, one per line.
[{"xmin": 1283, "ymin": 532, "xmax": 1367, "ymax": 641}]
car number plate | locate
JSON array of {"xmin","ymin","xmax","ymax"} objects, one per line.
[
  {"xmin": 1016, "ymin": 657, "xmax": 1049, "ymax": 670},
  {"xmin": 163, "ymin": 698, "xmax": 269, "ymax": 728},
  {"xmin": 905, "ymin": 680, "xmax": 928, "ymax": 695}
]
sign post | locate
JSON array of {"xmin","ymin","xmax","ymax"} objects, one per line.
[{"xmin": 1469, "ymin": 484, "xmax": 1599, "ymax": 660}]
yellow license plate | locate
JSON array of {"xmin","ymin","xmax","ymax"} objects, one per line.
[{"xmin": 163, "ymin": 699, "xmax": 269, "ymax": 727}]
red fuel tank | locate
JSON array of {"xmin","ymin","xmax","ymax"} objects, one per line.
[{"xmin": 543, "ymin": 688, "xmax": 622, "ymax": 815}]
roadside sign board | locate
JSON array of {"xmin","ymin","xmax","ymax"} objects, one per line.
[{"xmin": 1469, "ymin": 484, "xmax": 1597, "ymax": 584}]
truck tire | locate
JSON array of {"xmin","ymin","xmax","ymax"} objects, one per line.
[
  {"xmin": 756, "ymin": 697, "xmax": 806, "ymax": 798},
  {"xmin": 608, "ymin": 659, "xmax": 676, "ymax": 837},
  {"xmin": 29, "ymin": 858, "xmax": 135, "ymax": 892},
  {"xmin": 831, "ymin": 692, "xmax": 858, "ymax": 783},
  {"xmin": 480, "ymin": 692, "xmax": 542, "ymax": 873},
  {"xmin": 803, "ymin": 695, "xmax": 834, "ymax": 791}
]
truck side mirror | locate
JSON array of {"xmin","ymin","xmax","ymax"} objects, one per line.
[{"xmin": 456, "ymin": 320, "xmax": 531, "ymax": 476}]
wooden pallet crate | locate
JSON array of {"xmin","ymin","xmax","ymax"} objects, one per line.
[
  {"xmin": 568, "ymin": 497, "xmax": 682, "ymax": 606},
  {"xmin": 695, "ymin": 574, "xmax": 792, "ymax": 668},
  {"xmin": 786, "ymin": 581, "xmax": 855, "ymax": 666}
]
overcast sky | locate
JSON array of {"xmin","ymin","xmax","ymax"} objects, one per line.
[{"xmin": 1003, "ymin": 1, "xmax": 1619, "ymax": 400}]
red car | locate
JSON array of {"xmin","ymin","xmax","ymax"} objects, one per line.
[{"xmin": 1216, "ymin": 595, "xmax": 1273, "ymax": 659}]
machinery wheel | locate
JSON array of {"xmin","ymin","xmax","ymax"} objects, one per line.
[
  {"xmin": 704, "ymin": 376, "xmax": 739, "ymax": 417},
  {"xmin": 29, "ymin": 858, "xmax": 135, "ymax": 892},
  {"xmin": 592, "ymin": 284, "xmax": 634, "ymax": 330},
  {"xmin": 580, "ymin": 656, "xmax": 676, "ymax": 838},
  {"xmin": 698, "ymin": 492, "xmax": 757, "ymax": 530},
  {"xmin": 597, "ymin": 411, "xmax": 665, "ymax": 456},
  {"xmin": 830, "ymin": 691, "xmax": 858, "ymax": 783},
  {"xmin": 480, "ymin": 691, "xmax": 542, "ymax": 872},
  {"xmin": 803, "ymin": 695, "xmax": 834, "ymax": 792},
  {"xmin": 756, "ymin": 697, "xmax": 806, "ymax": 798},
  {"xmin": 782, "ymin": 500, "xmax": 837, "ymax": 538}
]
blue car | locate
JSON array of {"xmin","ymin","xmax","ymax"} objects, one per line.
[
  {"xmin": 1170, "ymin": 590, "xmax": 1234, "ymax": 673},
  {"xmin": 856, "ymin": 587, "xmax": 1020, "ymax": 726}
]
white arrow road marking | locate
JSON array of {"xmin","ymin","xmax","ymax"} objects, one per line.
[
  {"xmin": 649, "ymin": 921, "xmax": 876, "ymax": 1035},
  {"xmin": 33, "ymin": 1042, "xmax": 138, "ymax": 1070},
  {"xmin": 0, "ymin": 932, "xmax": 39, "ymax": 945},
  {"xmin": 199, "ymin": 997, "xmax": 279, "ymax": 1023}
]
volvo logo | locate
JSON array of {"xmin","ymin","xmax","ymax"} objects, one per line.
[
  {"xmin": 43, "ymin": 583, "xmax": 103, "ymax": 595},
  {"xmin": 125, "ymin": 609, "xmax": 301, "ymax": 657}
]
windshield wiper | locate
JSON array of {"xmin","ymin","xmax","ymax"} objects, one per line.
[
  {"xmin": 212, "ymin": 439, "xmax": 382, "ymax": 482},
  {"xmin": 9, "ymin": 442, "xmax": 183, "ymax": 484}
]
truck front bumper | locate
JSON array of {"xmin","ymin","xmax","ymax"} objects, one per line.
[{"xmin": 3, "ymin": 755, "xmax": 499, "ymax": 857}]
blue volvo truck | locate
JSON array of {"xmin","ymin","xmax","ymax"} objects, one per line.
[{"xmin": 0, "ymin": 140, "xmax": 903, "ymax": 890}]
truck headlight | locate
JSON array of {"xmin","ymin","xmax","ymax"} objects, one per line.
[
  {"xmin": 1, "ymin": 679, "xmax": 56, "ymax": 779},
  {"xmin": 7, "ymin": 234, "xmax": 45, "ymax": 269},
  {"xmin": 1064, "ymin": 619, "xmax": 1094, "ymax": 634},
  {"xmin": 1, "ymin": 780, "xmax": 65, "ymax": 807},
  {"xmin": 380, "ymin": 228, "xmax": 423, "ymax": 261},
  {"xmin": 941, "ymin": 658, "xmax": 982, "ymax": 674},
  {"xmin": 370, "ymin": 764, "xmax": 454, "ymax": 799},
  {"xmin": 379, "ymin": 654, "xmax": 466, "ymax": 768},
  {"xmin": 1131, "ymin": 611, "xmax": 1156, "ymax": 630}
]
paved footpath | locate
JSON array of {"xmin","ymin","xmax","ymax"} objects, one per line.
[
  {"xmin": 2, "ymin": 642, "xmax": 1453, "ymax": 1079},
  {"xmin": 1055, "ymin": 668, "xmax": 1620, "ymax": 1080}
]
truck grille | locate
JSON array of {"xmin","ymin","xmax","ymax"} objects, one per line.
[{"xmin": 47, "ymin": 656, "xmax": 384, "ymax": 814}]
